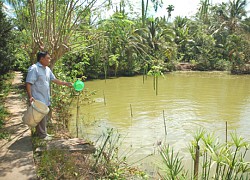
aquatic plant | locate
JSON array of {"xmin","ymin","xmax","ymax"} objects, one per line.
[
  {"xmin": 159, "ymin": 144, "xmax": 187, "ymax": 180},
  {"xmin": 159, "ymin": 129, "xmax": 250, "ymax": 179},
  {"xmin": 147, "ymin": 64, "xmax": 164, "ymax": 95}
]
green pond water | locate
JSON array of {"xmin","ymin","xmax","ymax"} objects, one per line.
[{"xmin": 69, "ymin": 71, "xmax": 250, "ymax": 172}]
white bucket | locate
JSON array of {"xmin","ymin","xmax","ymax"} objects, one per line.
[{"xmin": 22, "ymin": 100, "xmax": 49, "ymax": 127}]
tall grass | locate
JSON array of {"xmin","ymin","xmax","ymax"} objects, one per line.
[{"xmin": 92, "ymin": 128, "xmax": 148, "ymax": 179}]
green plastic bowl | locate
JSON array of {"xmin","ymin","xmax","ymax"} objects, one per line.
[{"xmin": 73, "ymin": 80, "xmax": 85, "ymax": 92}]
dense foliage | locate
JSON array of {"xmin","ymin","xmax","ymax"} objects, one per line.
[
  {"xmin": 2, "ymin": 0, "xmax": 249, "ymax": 78},
  {"xmin": 0, "ymin": 2, "xmax": 15, "ymax": 75},
  {"xmin": 0, "ymin": 3, "xmax": 14, "ymax": 139},
  {"xmin": 57, "ymin": 0, "xmax": 250, "ymax": 77}
]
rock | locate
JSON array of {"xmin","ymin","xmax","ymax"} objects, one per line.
[{"xmin": 176, "ymin": 63, "xmax": 194, "ymax": 71}]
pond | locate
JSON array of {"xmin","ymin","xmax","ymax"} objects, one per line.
[{"xmin": 68, "ymin": 71, "xmax": 250, "ymax": 172}]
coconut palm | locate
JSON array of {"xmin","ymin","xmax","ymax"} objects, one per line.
[
  {"xmin": 98, "ymin": 12, "xmax": 148, "ymax": 75},
  {"xmin": 173, "ymin": 16, "xmax": 195, "ymax": 62},
  {"xmin": 228, "ymin": 0, "xmax": 247, "ymax": 32},
  {"xmin": 198, "ymin": 0, "xmax": 211, "ymax": 24},
  {"xmin": 166, "ymin": 5, "xmax": 174, "ymax": 22},
  {"xmin": 213, "ymin": 0, "xmax": 247, "ymax": 33},
  {"xmin": 146, "ymin": 17, "xmax": 176, "ymax": 59}
]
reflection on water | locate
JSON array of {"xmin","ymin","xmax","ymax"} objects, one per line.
[{"xmin": 69, "ymin": 72, "xmax": 250, "ymax": 170}]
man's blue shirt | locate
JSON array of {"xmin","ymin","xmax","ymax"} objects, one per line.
[{"xmin": 26, "ymin": 62, "xmax": 56, "ymax": 106}]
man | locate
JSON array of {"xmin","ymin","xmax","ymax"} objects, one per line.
[{"xmin": 26, "ymin": 51, "xmax": 72, "ymax": 140}]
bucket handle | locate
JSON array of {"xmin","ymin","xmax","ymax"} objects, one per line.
[{"xmin": 31, "ymin": 101, "xmax": 48, "ymax": 115}]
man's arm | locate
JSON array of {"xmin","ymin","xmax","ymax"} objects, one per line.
[
  {"xmin": 52, "ymin": 79, "xmax": 72, "ymax": 87},
  {"xmin": 26, "ymin": 82, "xmax": 34, "ymax": 104}
]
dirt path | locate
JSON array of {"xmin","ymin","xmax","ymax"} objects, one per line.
[{"xmin": 0, "ymin": 71, "xmax": 36, "ymax": 180}]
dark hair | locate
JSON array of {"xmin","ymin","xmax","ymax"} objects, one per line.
[{"xmin": 37, "ymin": 51, "xmax": 49, "ymax": 62}]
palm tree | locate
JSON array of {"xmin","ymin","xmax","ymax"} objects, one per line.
[
  {"xmin": 144, "ymin": 17, "xmax": 176, "ymax": 70},
  {"xmin": 98, "ymin": 12, "xmax": 148, "ymax": 75},
  {"xmin": 166, "ymin": 5, "xmax": 174, "ymax": 22},
  {"xmin": 209, "ymin": 0, "xmax": 248, "ymax": 72},
  {"xmin": 213, "ymin": 0, "xmax": 247, "ymax": 33},
  {"xmin": 198, "ymin": 0, "xmax": 210, "ymax": 24},
  {"xmin": 173, "ymin": 16, "xmax": 195, "ymax": 62},
  {"xmin": 228, "ymin": 0, "xmax": 247, "ymax": 32}
]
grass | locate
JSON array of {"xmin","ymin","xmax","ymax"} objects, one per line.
[
  {"xmin": 0, "ymin": 72, "xmax": 14, "ymax": 139},
  {"xmin": 0, "ymin": 105, "xmax": 10, "ymax": 139}
]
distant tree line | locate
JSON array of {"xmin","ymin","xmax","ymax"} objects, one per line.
[{"xmin": 1, "ymin": 0, "xmax": 249, "ymax": 79}]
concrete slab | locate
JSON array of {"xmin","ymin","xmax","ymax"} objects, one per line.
[{"xmin": 35, "ymin": 138, "xmax": 96, "ymax": 154}]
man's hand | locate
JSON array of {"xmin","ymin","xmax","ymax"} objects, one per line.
[
  {"xmin": 52, "ymin": 79, "xmax": 72, "ymax": 87},
  {"xmin": 26, "ymin": 82, "xmax": 35, "ymax": 105},
  {"xmin": 29, "ymin": 97, "xmax": 35, "ymax": 105},
  {"xmin": 64, "ymin": 82, "xmax": 72, "ymax": 87}
]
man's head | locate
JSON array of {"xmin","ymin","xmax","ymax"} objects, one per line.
[{"xmin": 37, "ymin": 51, "xmax": 51, "ymax": 67}]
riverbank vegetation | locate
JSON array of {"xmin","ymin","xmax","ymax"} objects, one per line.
[
  {"xmin": 159, "ymin": 129, "xmax": 250, "ymax": 179},
  {"xmin": 33, "ymin": 124, "xmax": 250, "ymax": 179},
  {"xmin": 1, "ymin": 0, "xmax": 250, "ymax": 179},
  {"xmin": 32, "ymin": 128, "xmax": 147, "ymax": 179}
]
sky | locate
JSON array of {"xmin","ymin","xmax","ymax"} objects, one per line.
[
  {"xmin": 106, "ymin": 0, "xmax": 250, "ymax": 20},
  {"xmin": 3, "ymin": 0, "xmax": 250, "ymax": 20},
  {"xmin": 154, "ymin": 0, "xmax": 250, "ymax": 19}
]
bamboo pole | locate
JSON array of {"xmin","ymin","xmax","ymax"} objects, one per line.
[
  {"xmin": 163, "ymin": 110, "xmax": 167, "ymax": 137},
  {"xmin": 130, "ymin": 104, "xmax": 133, "ymax": 117},
  {"xmin": 226, "ymin": 121, "xmax": 228, "ymax": 144},
  {"xmin": 76, "ymin": 93, "xmax": 80, "ymax": 138},
  {"xmin": 156, "ymin": 76, "xmax": 158, "ymax": 95},
  {"xmin": 104, "ymin": 62, "xmax": 107, "ymax": 83},
  {"xmin": 153, "ymin": 75, "xmax": 156, "ymax": 90},
  {"xmin": 194, "ymin": 144, "xmax": 200, "ymax": 179},
  {"xmin": 103, "ymin": 90, "xmax": 106, "ymax": 106}
]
